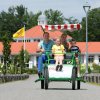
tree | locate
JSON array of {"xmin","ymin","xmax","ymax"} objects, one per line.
[
  {"xmin": 18, "ymin": 47, "xmax": 30, "ymax": 74},
  {"xmin": 18, "ymin": 47, "xmax": 25, "ymax": 74},
  {"xmin": 44, "ymin": 9, "xmax": 66, "ymax": 25},
  {"xmin": 2, "ymin": 35, "xmax": 11, "ymax": 74},
  {"xmin": 63, "ymin": 16, "xmax": 82, "ymax": 41},
  {"xmin": 66, "ymin": 16, "xmax": 79, "ymax": 24},
  {"xmin": 0, "ymin": 5, "xmax": 41, "ymax": 41},
  {"xmin": 81, "ymin": 7, "xmax": 100, "ymax": 41}
]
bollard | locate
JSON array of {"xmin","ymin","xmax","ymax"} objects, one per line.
[
  {"xmin": 96, "ymin": 76, "xmax": 98, "ymax": 83},
  {"xmin": 0, "ymin": 74, "xmax": 29, "ymax": 83},
  {"xmin": 99, "ymin": 76, "xmax": 100, "ymax": 83},
  {"xmin": 92, "ymin": 76, "xmax": 94, "ymax": 82}
]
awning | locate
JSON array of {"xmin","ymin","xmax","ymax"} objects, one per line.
[{"xmin": 42, "ymin": 24, "xmax": 82, "ymax": 30}]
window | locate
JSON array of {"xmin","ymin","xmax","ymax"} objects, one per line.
[
  {"xmin": 18, "ymin": 40, "xmax": 22, "ymax": 42},
  {"xmin": 88, "ymin": 55, "xmax": 94, "ymax": 63},
  {"xmin": 34, "ymin": 39, "xmax": 36, "ymax": 42},
  {"xmin": 37, "ymin": 39, "xmax": 40, "ymax": 42}
]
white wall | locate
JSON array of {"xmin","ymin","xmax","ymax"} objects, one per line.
[
  {"xmin": 30, "ymin": 55, "xmax": 37, "ymax": 67},
  {"xmin": 82, "ymin": 54, "xmax": 100, "ymax": 65},
  {"xmin": 84, "ymin": 54, "xmax": 86, "ymax": 64},
  {"xmin": 94, "ymin": 55, "xmax": 99, "ymax": 64}
]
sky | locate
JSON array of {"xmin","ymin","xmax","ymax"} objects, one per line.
[{"xmin": 0, "ymin": 0, "xmax": 100, "ymax": 22}]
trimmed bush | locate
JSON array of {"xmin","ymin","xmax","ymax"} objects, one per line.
[{"xmin": 92, "ymin": 63, "xmax": 100, "ymax": 73}]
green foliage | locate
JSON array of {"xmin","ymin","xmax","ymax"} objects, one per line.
[
  {"xmin": 92, "ymin": 63, "xmax": 100, "ymax": 73},
  {"xmin": 2, "ymin": 35, "xmax": 11, "ymax": 74},
  {"xmin": 0, "ymin": 5, "xmax": 41, "ymax": 41},
  {"xmin": 45, "ymin": 9, "xmax": 65, "ymax": 25},
  {"xmin": 0, "ymin": 63, "xmax": 3, "ymax": 74},
  {"xmin": 14, "ymin": 47, "xmax": 30, "ymax": 74},
  {"xmin": 18, "ymin": 47, "xmax": 25, "ymax": 74},
  {"xmin": 80, "ymin": 64, "xmax": 92, "ymax": 74},
  {"xmin": 81, "ymin": 7, "xmax": 100, "ymax": 41},
  {"xmin": 24, "ymin": 50, "xmax": 30, "ymax": 64},
  {"xmin": 0, "ymin": 5, "xmax": 99, "ymax": 42},
  {"xmin": 7, "ymin": 64, "xmax": 15, "ymax": 74},
  {"xmin": 25, "ymin": 67, "xmax": 38, "ymax": 74},
  {"xmin": 66, "ymin": 16, "xmax": 79, "ymax": 24},
  {"xmin": 80, "ymin": 63, "xmax": 100, "ymax": 74},
  {"xmin": 64, "ymin": 30, "xmax": 82, "ymax": 42}
]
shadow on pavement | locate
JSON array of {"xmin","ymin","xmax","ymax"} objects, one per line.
[{"xmin": 47, "ymin": 88, "xmax": 88, "ymax": 90}]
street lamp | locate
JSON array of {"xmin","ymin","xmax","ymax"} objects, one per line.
[{"xmin": 83, "ymin": 2, "xmax": 91, "ymax": 73}]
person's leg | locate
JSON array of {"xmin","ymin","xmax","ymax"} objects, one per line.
[
  {"xmin": 54, "ymin": 55, "xmax": 59, "ymax": 71},
  {"xmin": 59, "ymin": 55, "xmax": 64, "ymax": 71},
  {"xmin": 76, "ymin": 58, "xmax": 80, "ymax": 76},
  {"xmin": 37, "ymin": 54, "xmax": 47, "ymax": 74},
  {"xmin": 59, "ymin": 56, "xmax": 64, "ymax": 65}
]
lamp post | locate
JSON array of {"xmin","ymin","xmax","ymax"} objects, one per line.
[{"xmin": 83, "ymin": 2, "xmax": 91, "ymax": 73}]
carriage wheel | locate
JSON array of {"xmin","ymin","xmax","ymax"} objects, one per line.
[
  {"xmin": 41, "ymin": 80, "xmax": 44, "ymax": 89},
  {"xmin": 72, "ymin": 67, "xmax": 77, "ymax": 90},
  {"xmin": 44, "ymin": 67, "xmax": 49, "ymax": 89},
  {"xmin": 77, "ymin": 80, "xmax": 80, "ymax": 89}
]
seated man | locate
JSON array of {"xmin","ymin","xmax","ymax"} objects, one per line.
[
  {"xmin": 37, "ymin": 32, "xmax": 54, "ymax": 77},
  {"xmin": 69, "ymin": 39, "xmax": 81, "ymax": 77}
]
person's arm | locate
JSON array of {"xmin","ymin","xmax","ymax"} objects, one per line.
[
  {"xmin": 67, "ymin": 42, "xmax": 69, "ymax": 49},
  {"xmin": 77, "ymin": 46, "xmax": 81, "ymax": 53},
  {"xmin": 37, "ymin": 41, "xmax": 45, "ymax": 53},
  {"xmin": 69, "ymin": 46, "xmax": 71, "ymax": 52},
  {"xmin": 61, "ymin": 45, "xmax": 65, "ymax": 54},
  {"xmin": 37, "ymin": 47, "xmax": 45, "ymax": 53},
  {"xmin": 52, "ymin": 45, "xmax": 55, "ymax": 53}
]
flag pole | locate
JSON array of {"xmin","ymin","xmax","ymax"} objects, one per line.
[{"xmin": 24, "ymin": 25, "xmax": 26, "ymax": 62}]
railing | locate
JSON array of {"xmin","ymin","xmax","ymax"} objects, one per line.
[{"xmin": 0, "ymin": 74, "xmax": 29, "ymax": 83}]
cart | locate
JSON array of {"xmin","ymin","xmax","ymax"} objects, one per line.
[{"xmin": 35, "ymin": 51, "xmax": 84, "ymax": 90}]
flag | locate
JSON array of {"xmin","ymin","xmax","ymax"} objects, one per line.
[{"xmin": 13, "ymin": 27, "xmax": 25, "ymax": 38}]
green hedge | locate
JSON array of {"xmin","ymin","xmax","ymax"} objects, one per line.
[
  {"xmin": 22, "ymin": 67, "xmax": 38, "ymax": 74},
  {"xmin": 92, "ymin": 63, "xmax": 100, "ymax": 73}
]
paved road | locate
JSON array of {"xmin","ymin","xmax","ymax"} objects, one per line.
[{"xmin": 0, "ymin": 75, "xmax": 100, "ymax": 100}]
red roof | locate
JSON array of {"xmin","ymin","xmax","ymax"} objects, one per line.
[
  {"xmin": 0, "ymin": 42, "xmax": 38, "ymax": 55},
  {"xmin": 76, "ymin": 42, "xmax": 100, "ymax": 54},
  {"xmin": 0, "ymin": 42, "xmax": 100, "ymax": 55},
  {"xmin": 25, "ymin": 25, "xmax": 44, "ymax": 38},
  {"xmin": 21, "ymin": 25, "xmax": 72, "ymax": 39},
  {"xmin": 46, "ymin": 30, "xmax": 72, "ymax": 39}
]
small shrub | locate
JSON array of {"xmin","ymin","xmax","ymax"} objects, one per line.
[
  {"xmin": 25, "ymin": 67, "xmax": 38, "ymax": 74},
  {"xmin": 92, "ymin": 63, "xmax": 100, "ymax": 73},
  {"xmin": 80, "ymin": 64, "xmax": 92, "ymax": 74}
]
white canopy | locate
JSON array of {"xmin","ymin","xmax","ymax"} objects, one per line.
[{"xmin": 42, "ymin": 24, "xmax": 82, "ymax": 31}]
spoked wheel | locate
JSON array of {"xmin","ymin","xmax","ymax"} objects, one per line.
[
  {"xmin": 72, "ymin": 67, "xmax": 77, "ymax": 90},
  {"xmin": 44, "ymin": 67, "xmax": 49, "ymax": 89},
  {"xmin": 77, "ymin": 80, "xmax": 80, "ymax": 89}
]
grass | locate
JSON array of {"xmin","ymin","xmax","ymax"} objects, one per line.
[{"xmin": 88, "ymin": 82, "xmax": 100, "ymax": 86}]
